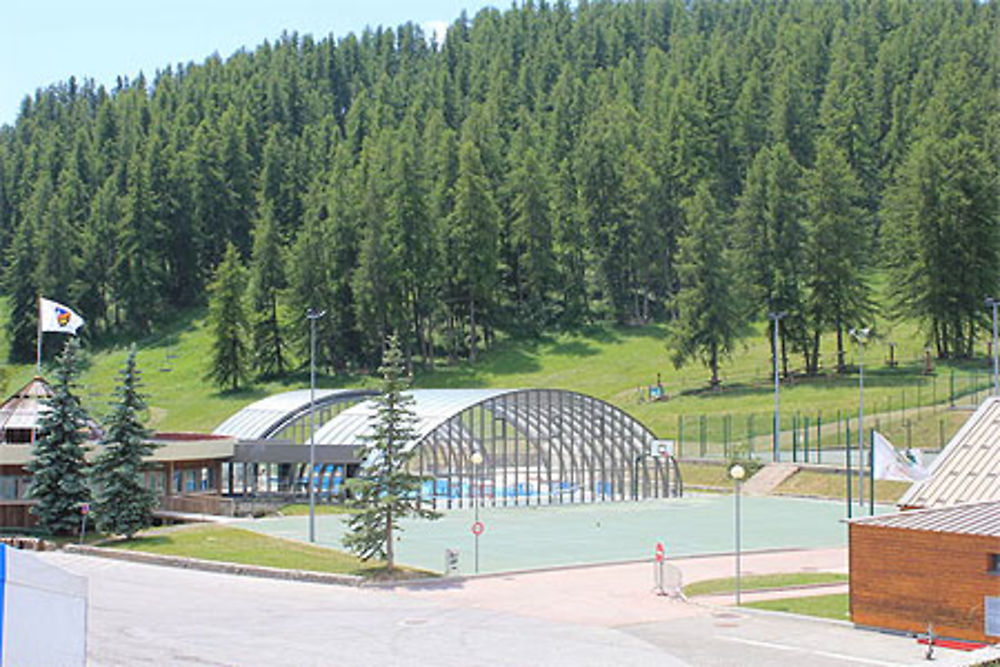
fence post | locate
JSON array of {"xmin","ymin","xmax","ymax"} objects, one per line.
[
  {"xmin": 950, "ymin": 370, "xmax": 955, "ymax": 407},
  {"xmin": 837, "ymin": 410, "xmax": 842, "ymax": 449},
  {"xmin": 677, "ymin": 415, "xmax": 684, "ymax": 459},
  {"xmin": 906, "ymin": 419, "xmax": 912, "ymax": 449},
  {"xmin": 804, "ymin": 416, "xmax": 810, "ymax": 462},
  {"xmin": 817, "ymin": 413, "xmax": 822, "ymax": 464},
  {"xmin": 792, "ymin": 413, "xmax": 799, "ymax": 463},
  {"xmin": 901, "ymin": 388, "xmax": 906, "ymax": 422},
  {"xmin": 939, "ymin": 418, "xmax": 945, "ymax": 449},
  {"xmin": 699, "ymin": 415, "xmax": 706, "ymax": 458}
]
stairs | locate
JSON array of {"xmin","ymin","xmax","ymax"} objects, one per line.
[{"xmin": 741, "ymin": 462, "xmax": 800, "ymax": 496}]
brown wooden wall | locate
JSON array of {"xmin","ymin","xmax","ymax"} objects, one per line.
[
  {"xmin": 0, "ymin": 502, "xmax": 36, "ymax": 529},
  {"xmin": 850, "ymin": 524, "xmax": 1000, "ymax": 642}
]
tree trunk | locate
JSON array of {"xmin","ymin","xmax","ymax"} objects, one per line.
[
  {"xmin": 710, "ymin": 344, "xmax": 720, "ymax": 389},
  {"xmin": 469, "ymin": 295, "xmax": 477, "ymax": 362},
  {"xmin": 836, "ymin": 324, "xmax": 846, "ymax": 374}
]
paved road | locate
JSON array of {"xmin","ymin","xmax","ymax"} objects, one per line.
[
  {"xmin": 39, "ymin": 552, "xmax": 678, "ymax": 667},
  {"xmin": 37, "ymin": 548, "xmax": 994, "ymax": 666}
]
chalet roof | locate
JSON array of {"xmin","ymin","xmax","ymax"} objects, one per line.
[
  {"xmin": 849, "ymin": 500, "xmax": 1000, "ymax": 538},
  {"xmin": 0, "ymin": 377, "xmax": 53, "ymax": 434},
  {"xmin": 899, "ymin": 397, "xmax": 1000, "ymax": 508}
]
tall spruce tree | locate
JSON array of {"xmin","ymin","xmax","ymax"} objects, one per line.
[
  {"xmin": 669, "ymin": 184, "xmax": 748, "ymax": 388},
  {"xmin": 26, "ymin": 339, "xmax": 92, "ymax": 535},
  {"xmin": 343, "ymin": 335, "xmax": 439, "ymax": 571},
  {"xmin": 206, "ymin": 243, "xmax": 249, "ymax": 390},
  {"xmin": 90, "ymin": 345, "xmax": 158, "ymax": 538},
  {"xmin": 247, "ymin": 202, "xmax": 286, "ymax": 378}
]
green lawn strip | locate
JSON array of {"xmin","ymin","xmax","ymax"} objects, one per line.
[
  {"xmin": 276, "ymin": 503, "xmax": 357, "ymax": 516},
  {"xmin": 774, "ymin": 470, "xmax": 911, "ymax": 502},
  {"xmin": 742, "ymin": 592, "xmax": 850, "ymax": 621},
  {"xmin": 109, "ymin": 524, "xmax": 405, "ymax": 577},
  {"xmin": 684, "ymin": 572, "xmax": 847, "ymax": 598}
]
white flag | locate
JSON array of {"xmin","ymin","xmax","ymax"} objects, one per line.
[
  {"xmin": 39, "ymin": 298, "xmax": 85, "ymax": 335},
  {"xmin": 872, "ymin": 431, "xmax": 930, "ymax": 482}
]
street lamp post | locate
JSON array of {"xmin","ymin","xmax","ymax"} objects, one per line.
[
  {"xmin": 768, "ymin": 312, "xmax": 787, "ymax": 462},
  {"xmin": 850, "ymin": 327, "xmax": 870, "ymax": 513},
  {"xmin": 306, "ymin": 308, "xmax": 327, "ymax": 544},
  {"xmin": 728, "ymin": 463, "xmax": 746, "ymax": 606},
  {"xmin": 470, "ymin": 450, "xmax": 484, "ymax": 573},
  {"xmin": 987, "ymin": 298, "xmax": 999, "ymax": 396}
]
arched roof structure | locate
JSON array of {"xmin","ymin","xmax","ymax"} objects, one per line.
[
  {"xmin": 213, "ymin": 388, "xmax": 376, "ymax": 442},
  {"xmin": 312, "ymin": 388, "xmax": 680, "ymax": 506}
]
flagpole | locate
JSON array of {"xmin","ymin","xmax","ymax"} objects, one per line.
[
  {"xmin": 869, "ymin": 428, "xmax": 875, "ymax": 516},
  {"xmin": 36, "ymin": 295, "xmax": 42, "ymax": 375}
]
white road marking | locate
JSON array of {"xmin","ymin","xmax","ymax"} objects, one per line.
[{"xmin": 719, "ymin": 636, "xmax": 907, "ymax": 666}]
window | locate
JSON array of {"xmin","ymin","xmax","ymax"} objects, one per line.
[{"xmin": 990, "ymin": 554, "xmax": 1000, "ymax": 574}]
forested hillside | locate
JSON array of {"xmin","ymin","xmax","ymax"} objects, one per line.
[{"xmin": 1, "ymin": 0, "xmax": 996, "ymax": 382}]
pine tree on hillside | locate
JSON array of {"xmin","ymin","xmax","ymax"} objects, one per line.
[
  {"xmin": 669, "ymin": 184, "xmax": 748, "ymax": 388},
  {"xmin": 206, "ymin": 243, "xmax": 249, "ymax": 390},
  {"xmin": 248, "ymin": 202, "xmax": 287, "ymax": 379},
  {"xmin": 91, "ymin": 345, "xmax": 158, "ymax": 538},
  {"xmin": 343, "ymin": 335, "xmax": 439, "ymax": 571},
  {"xmin": 26, "ymin": 339, "xmax": 91, "ymax": 535}
]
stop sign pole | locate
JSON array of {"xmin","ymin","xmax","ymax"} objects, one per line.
[{"xmin": 654, "ymin": 542, "xmax": 666, "ymax": 595}]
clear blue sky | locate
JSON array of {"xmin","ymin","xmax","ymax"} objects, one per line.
[{"xmin": 2, "ymin": 0, "xmax": 502, "ymax": 127}]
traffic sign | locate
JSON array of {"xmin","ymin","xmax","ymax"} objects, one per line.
[
  {"xmin": 80, "ymin": 503, "xmax": 90, "ymax": 515},
  {"xmin": 471, "ymin": 521, "xmax": 485, "ymax": 536},
  {"xmin": 654, "ymin": 541, "xmax": 665, "ymax": 562}
]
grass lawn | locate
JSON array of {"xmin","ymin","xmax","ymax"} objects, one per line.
[
  {"xmin": 684, "ymin": 572, "xmax": 847, "ymax": 597},
  {"xmin": 277, "ymin": 503, "xmax": 357, "ymax": 516},
  {"xmin": 775, "ymin": 470, "xmax": 911, "ymax": 503},
  {"xmin": 744, "ymin": 592, "xmax": 850, "ymax": 621},
  {"xmin": 1, "ymin": 298, "xmax": 992, "ymax": 439},
  {"xmin": 110, "ymin": 524, "xmax": 410, "ymax": 577}
]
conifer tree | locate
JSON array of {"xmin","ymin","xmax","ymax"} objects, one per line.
[
  {"xmin": 669, "ymin": 184, "xmax": 748, "ymax": 388},
  {"xmin": 247, "ymin": 202, "xmax": 286, "ymax": 378},
  {"xmin": 26, "ymin": 339, "xmax": 91, "ymax": 535},
  {"xmin": 344, "ymin": 335, "xmax": 439, "ymax": 571},
  {"xmin": 206, "ymin": 243, "xmax": 249, "ymax": 390},
  {"xmin": 91, "ymin": 345, "xmax": 158, "ymax": 538}
]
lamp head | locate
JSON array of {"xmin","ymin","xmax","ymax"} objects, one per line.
[
  {"xmin": 470, "ymin": 451, "xmax": 484, "ymax": 466},
  {"xmin": 728, "ymin": 463, "xmax": 746, "ymax": 481}
]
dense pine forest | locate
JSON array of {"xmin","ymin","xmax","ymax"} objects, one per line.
[{"xmin": 1, "ymin": 0, "xmax": 997, "ymax": 386}]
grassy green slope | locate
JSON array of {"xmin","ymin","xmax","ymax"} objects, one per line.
[{"xmin": 1, "ymin": 301, "xmax": 991, "ymax": 439}]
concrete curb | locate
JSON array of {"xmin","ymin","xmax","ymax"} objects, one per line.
[{"xmin": 62, "ymin": 543, "xmax": 366, "ymax": 587}]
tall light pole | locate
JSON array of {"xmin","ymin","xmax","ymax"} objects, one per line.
[
  {"xmin": 470, "ymin": 450, "xmax": 484, "ymax": 573},
  {"xmin": 728, "ymin": 463, "xmax": 746, "ymax": 606},
  {"xmin": 850, "ymin": 327, "xmax": 870, "ymax": 512},
  {"xmin": 306, "ymin": 308, "xmax": 327, "ymax": 543},
  {"xmin": 987, "ymin": 298, "xmax": 999, "ymax": 396},
  {"xmin": 768, "ymin": 311, "xmax": 787, "ymax": 462}
]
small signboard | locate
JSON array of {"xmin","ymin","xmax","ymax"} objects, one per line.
[
  {"xmin": 653, "ymin": 440, "xmax": 675, "ymax": 458},
  {"xmin": 471, "ymin": 521, "xmax": 485, "ymax": 536},
  {"xmin": 80, "ymin": 503, "xmax": 89, "ymax": 515},
  {"xmin": 654, "ymin": 541, "xmax": 665, "ymax": 563}
]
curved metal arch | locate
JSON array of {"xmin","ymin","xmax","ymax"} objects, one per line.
[{"xmin": 213, "ymin": 388, "xmax": 378, "ymax": 441}]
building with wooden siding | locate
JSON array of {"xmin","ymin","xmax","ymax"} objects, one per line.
[{"xmin": 849, "ymin": 501, "xmax": 1000, "ymax": 642}]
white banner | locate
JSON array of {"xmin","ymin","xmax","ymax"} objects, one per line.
[
  {"xmin": 872, "ymin": 431, "xmax": 930, "ymax": 482},
  {"xmin": 39, "ymin": 297, "xmax": 85, "ymax": 335}
]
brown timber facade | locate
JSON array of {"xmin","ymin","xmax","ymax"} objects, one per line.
[{"xmin": 849, "ymin": 502, "xmax": 1000, "ymax": 642}]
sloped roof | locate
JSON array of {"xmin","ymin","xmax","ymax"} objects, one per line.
[
  {"xmin": 212, "ymin": 388, "xmax": 376, "ymax": 440},
  {"xmin": 899, "ymin": 397, "xmax": 1000, "ymax": 508},
  {"xmin": 849, "ymin": 500, "xmax": 1000, "ymax": 538},
  {"xmin": 0, "ymin": 377, "xmax": 53, "ymax": 433}
]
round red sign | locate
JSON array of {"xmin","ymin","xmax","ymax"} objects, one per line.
[
  {"xmin": 472, "ymin": 521, "xmax": 485, "ymax": 536},
  {"xmin": 654, "ymin": 541, "xmax": 665, "ymax": 562}
]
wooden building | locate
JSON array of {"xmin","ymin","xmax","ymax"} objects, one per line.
[{"xmin": 849, "ymin": 501, "xmax": 1000, "ymax": 642}]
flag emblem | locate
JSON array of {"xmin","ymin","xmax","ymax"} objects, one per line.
[
  {"xmin": 56, "ymin": 308, "xmax": 71, "ymax": 327},
  {"xmin": 39, "ymin": 298, "xmax": 85, "ymax": 335}
]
